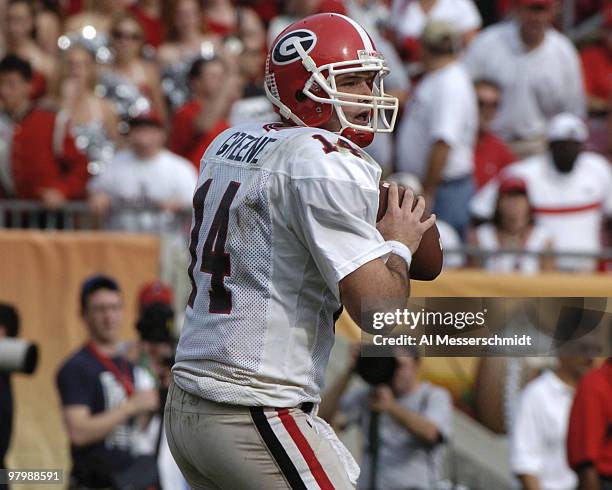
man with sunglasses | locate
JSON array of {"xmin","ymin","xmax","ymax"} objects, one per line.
[{"xmin": 464, "ymin": 0, "xmax": 585, "ymax": 159}]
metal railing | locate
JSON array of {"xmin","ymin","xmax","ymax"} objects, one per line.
[
  {"xmin": 0, "ymin": 200, "xmax": 192, "ymax": 235},
  {"xmin": 0, "ymin": 200, "xmax": 610, "ymax": 267}
]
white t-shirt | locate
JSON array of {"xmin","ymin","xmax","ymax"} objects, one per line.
[
  {"xmin": 510, "ymin": 370, "xmax": 577, "ymax": 490},
  {"xmin": 88, "ymin": 148, "xmax": 198, "ymax": 231},
  {"xmin": 396, "ymin": 61, "xmax": 478, "ymax": 180},
  {"xmin": 389, "ymin": 0, "xmax": 482, "ymax": 40},
  {"xmin": 470, "ymin": 152, "xmax": 612, "ymax": 271},
  {"xmin": 475, "ymin": 223, "xmax": 552, "ymax": 274},
  {"xmin": 463, "ymin": 21, "xmax": 585, "ymax": 141},
  {"xmin": 173, "ymin": 123, "xmax": 391, "ymax": 407}
]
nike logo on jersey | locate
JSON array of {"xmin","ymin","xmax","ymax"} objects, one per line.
[{"xmin": 215, "ymin": 132, "xmax": 278, "ymax": 165}]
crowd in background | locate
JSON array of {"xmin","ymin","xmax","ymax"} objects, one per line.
[{"xmin": 0, "ymin": 0, "xmax": 611, "ymax": 273}]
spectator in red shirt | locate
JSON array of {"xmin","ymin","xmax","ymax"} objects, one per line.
[
  {"xmin": 580, "ymin": 6, "xmax": 612, "ymax": 155},
  {"xmin": 473, "ymin": 79, "xmax": 516, "ymax": 189},
  {"xmin": 169, "ymin": 56, "xmax": 241, "ymax": 169},
  {"xmin": 567, "ymin": 358, "xmax": 612, "ymax": 490},
  {"xmin": 0, "ymin": 55, "xmax": 88, "ymax": 207}
]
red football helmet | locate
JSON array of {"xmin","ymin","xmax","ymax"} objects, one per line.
[{"xmin": 264, "ymin": 13, "xmax": 398, "ymax": 147}]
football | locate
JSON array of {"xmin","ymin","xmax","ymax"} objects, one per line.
[{"xmin": 377, "ymin": 181, "xmax": 443, "ymax": 281}]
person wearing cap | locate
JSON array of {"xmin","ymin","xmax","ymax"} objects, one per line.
[
  {"xmin": 467, "ymin": 176, "xmax": 554, "ymax": 273},
  {"xmin": 470, "ymin": 113, "xmax": 612, "ymax": 271},
  {"xmin": 579, "ymin": 5, "xmax": 612, "ymax": 156},
  {"xmin": 87, "ymin": 110, "xmax": 197, "ymax": 231},
  {"xmin": 396, "ymin": 20, "xmax": 478, "ymax": 238},
  {"xmin": 463, "ymin": 0, "xmax": 586, "ymax": 159},
  {"xmin": 56, "ymin": 275, "xmax": 160, "ymax": 489}
]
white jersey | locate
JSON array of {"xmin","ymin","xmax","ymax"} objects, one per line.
[
  {"xmin": 463, "ymin": 21, "xmax": 585, "ymax": 142},
  {"xmin": 470, "ymin": 152, "xmax": 612, "ymax": 271},
  {"xmin": 173, "ymin": 123, "xmax": 390, "ymax": 407},
  {"xmin": 396, "ymin": 61, "xmax": 478, "ymax": 180}
]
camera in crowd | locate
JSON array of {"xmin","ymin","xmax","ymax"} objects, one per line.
[
  {"xmin": 0, "ymin": 304, "xmax": 38, "ymax": 375},
  {"xmin": 355, "ymin": 344, "xmax": 420, "ymax": 386}
]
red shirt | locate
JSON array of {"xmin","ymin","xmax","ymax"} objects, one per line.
[
  {"xmin": 128, "ymin": 4, "xmax": 164, "ymax": 48},
  {"xmin": 169, "ymin": 101, "xmax": 230, "ymax": 170},
  {"xmin": 567, "ymin": 360, "xmax": 612, "ymax": 478},
  {"xmin": 5, "ymin": 107, "xmax": 89, "ymax": 199},
  {"xmin": 474, "ymin": 131, "xmax": 517, "ymax": 189},
  {"xmin": 580, "ymin": 44, "xmax": 612, "ymax": 102}
]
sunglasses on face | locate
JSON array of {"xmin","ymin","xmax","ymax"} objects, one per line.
[{"xmin": 112, "ymin": 30, "xmax": 142, "ymax": 41}]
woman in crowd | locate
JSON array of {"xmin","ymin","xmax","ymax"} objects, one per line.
[
  {"xmin": 158, "ymin": 0, "xmax": 220, "ymax": 67},
  {"xmin": 52, "ymin": 44, "xmax": 119, "ymax": 168},
  {"xmin": 467, "ymin": 177, "xmax": 555, "ymax": 273},
  {"xmin": 31, "ymin": 0, "xmax": 62, "ymax": 57},
  {"xmin": 100, "ymin": 13, "xmax": 166, "ymax": 123},
  {"xmin": 157, "ymin": 0, "xmax": 221, "ymax": 109},
  {"xmin": 202, "ymin": 0, "xmax": 265, "ymax": 57},
  {"xmin": 4, "ymin": 0, "xmax": 56, "ymax": 99}
]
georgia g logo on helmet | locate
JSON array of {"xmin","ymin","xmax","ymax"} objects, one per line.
[{"xmin": 271, "ymin": 29, "xmax": 317, "ymax": 65}]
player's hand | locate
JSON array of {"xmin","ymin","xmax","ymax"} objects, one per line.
[
  {"xmin": 127, "ymin": 389, "xmax": 159, "ymax": 416},
  {"xmin": 369, "ymin": 385, "xmax": 395, "ymax": 413},
  {"xmin": 376, "ymin": 183, "xmax": 436, "ymax": 254}
]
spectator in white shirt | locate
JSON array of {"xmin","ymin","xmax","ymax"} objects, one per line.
[
  {"xmin": 463, "ymin": 0, "xmax": 586, "ymax": 158},
  {"xmin": 396, "ymin": 21, "xmax": 478, "ymax": 237},
  {"xmin": 511, "ymin": 356, "xmax": 595, "ymax": 490},
  {"xmin": 470, "ymin": 113, "xmax": 612, "ymax": 272},
  {"xmin": 467, "ymin": 176, "xmax": 555, "ymax": 273},
  {"xmin": 88, "ymin": 112, "xmax": 198, "ymax": 232}
]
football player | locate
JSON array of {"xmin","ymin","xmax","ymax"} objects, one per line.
[{"xmin": 165, "ymin": 13, "xmax": 436, "ymax": 489}]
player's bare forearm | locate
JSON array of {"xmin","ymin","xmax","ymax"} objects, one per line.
[
  {"xmin": 577, "ymin": 466, "xmax": 601, "ymax": 490},
  {"xmin": 339, "ymin": 256, "xmax": 409, "ymax": 334},
  {"xmin": 517, "ymin": 474, "xmax": 543, "ymax": 490},
  {"xmin": 423, "ymin": 140, "xmax": 450, "ymax": 194},
  {"xmin": 386, "ymin": 401, "xmax": 441, "ymax": 445}
]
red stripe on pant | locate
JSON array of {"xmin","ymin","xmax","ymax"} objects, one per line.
[{"xmin": 276, "ymin": 409, "xmax": 335, "ymax": 490}]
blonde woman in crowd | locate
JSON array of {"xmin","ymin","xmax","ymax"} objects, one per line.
[
  {"xmin": 158, "ymin": 0, "xmax": 221, "ymax": 68},
  {"xmin": 52, "ymin": 44, "xmax": 119, "ymax": 166},
  {"xmin": 100, "ymin": 13, "xmax": 166, "ymax": 123}
]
